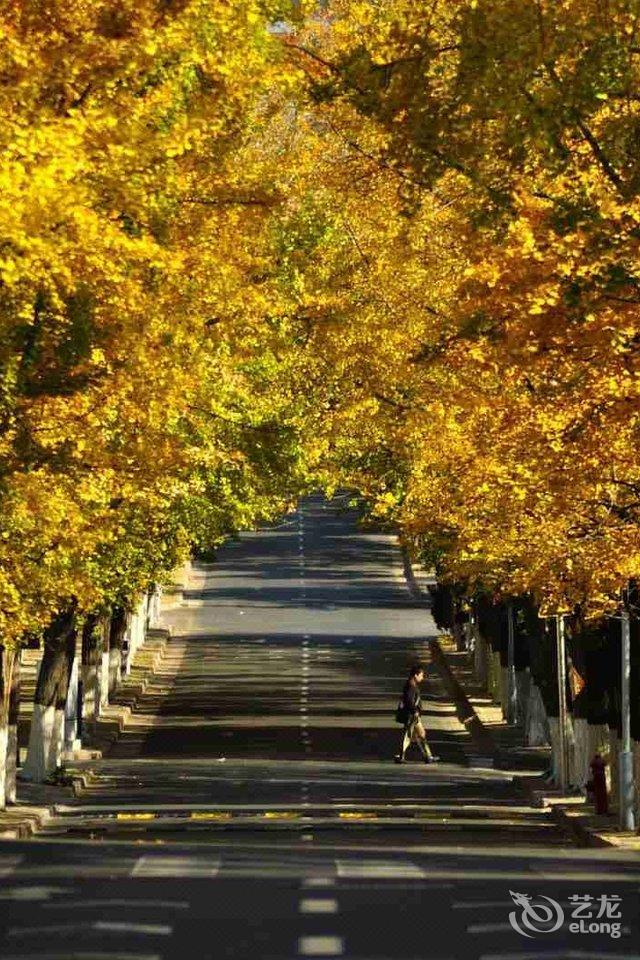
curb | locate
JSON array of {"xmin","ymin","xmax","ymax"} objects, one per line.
[
  {"xmin": 400, "ymin": 545, "xmax": 498, "ymax": 766},
  {"xmin": 0, "ymin": 805, "xmax": 54, "ymax": 840},
  {"xmin": 78, "ymin": 627, "xmax": 171, "ymax": 759},
  {"xmin": 400, "ymin": 549, "xmax": 625, "ymax": 850},
  {"xmin": 428, "ymin": 636, "xmax": 498, "ymax": 766},
  {"xmin": 0, "ymin": 628, "xmax": 172, "ymax": 834}
]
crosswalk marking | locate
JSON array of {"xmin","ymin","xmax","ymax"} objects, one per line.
[
  {"xmin": 96, "ymin": 922, "xmax": 172, "ymax": 935},
  {"xmin": 7, "ymin": 921, "xmax": 170, "ymax": 937},
  {"xmin": 43, "ymin": 899, "xmax": 189, "ymax": 911},
  {"xmin": 0, "ymin": 856, "xmax": 23, "ymax": 878},
  {"xmin": 0, "ymin": 953, "xmax": 161, "ymax": 960},
  {"xmin": 131, "ymin": 856, "xmax": 220, "ymax": 878},
  {"xmin": 299, "ymin": 898, "xmax": 338, "ymax": 914},
  {"xmin": 298, "ymin": 936, "xmax": 344, "ymax": 956},
  {"xmin": 336, "ymin": 859, "xmax": 426, "ymax": 879}
]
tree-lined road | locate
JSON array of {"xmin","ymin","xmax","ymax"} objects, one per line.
[{"xmin": 0, "ymin": 496, "xmax": 638, "ymax": 959}]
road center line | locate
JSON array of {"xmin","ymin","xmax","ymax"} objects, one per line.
[
  {"xmin": 298, "ymin": 935, "xmax": 344, "ymax": 956},
  {"xmin": 299, "ymin": 899, "xmax": 338, "ymax": 914}
]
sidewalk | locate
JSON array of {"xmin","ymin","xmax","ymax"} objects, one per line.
[
  {"xmin": 0, "ymin": 627, "xmax": 171, "ymax": 839},
  {"xmin": 402, "ymin": 547, "xmax": 640, "ymax": 852},
  {"xmin": 433, "ymin": 633, "xmax": 640, "ymax": 852}
]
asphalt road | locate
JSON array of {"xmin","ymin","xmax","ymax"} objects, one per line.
[{"xmin": 1, "ymin": 495, "xmax": 638, "ymax": 960}]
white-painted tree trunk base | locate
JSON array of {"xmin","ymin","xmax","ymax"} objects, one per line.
[
  {"xmin": 515, "ymin": 669, "xmax": 530, "ymax": 726},
  {"xmin": 634, "ymin": 741, "xmax": 640, "ymax": 825},
  {"xmin": 5, "ymin": 725, "xmax": 17, "ymax": 804},
  {"xmin": 82, "ymin": 662, "xmax": 97, "ymax": 735},
  {"xmin": 608, "ymin": 729, "xmax": 621, "ymax": 807},
  {"xmin": 0, "ymin": 724, "xmax": 8, "ymax": 810},
  {"xmin": 108, "ymin": 647, "xmax": 121, "ymax": 696},
  {"xmin": 499, "ymin": 666, "xmax": 509, "ymax": 718},
  {"xmin": 487, "ymin": 650, "xmax": 501, "ymax": 702},
  {"xmin": 524, "ymin": 683, "xmax": 549, "ymax": 746},
  {"xmin": 64, "ymin": 658, "xmax": 79, "ymax": 752},
  {"xmin": 21, "ymin": 704, "xmax": 56, "ymax": 782},
  {"xmin": 571, "ymin": 717, "xmax": 590, "ymax": 789},
  {"xmin": 52, "ymin": 708, "xmax": 65, "ymax": 771},
  {"xmin": 98, "ymin": 652, "xmax": 110, "ymax": 711},
  {"xmin": 547, "ymin": 715, "xmax": 576, "ymax": 788},
  {"xmin": 473, "ymin": 631, "xmax": 487, "ymax": 687}
]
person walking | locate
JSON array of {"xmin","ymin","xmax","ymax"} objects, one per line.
[{"xmin": 394, "ymin": 663, "xmax": 440, "ymax": 764}]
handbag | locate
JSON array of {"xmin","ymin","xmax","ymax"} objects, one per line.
[{"xmin": 395, "ymin": 700, "xmax": 409, "ymax": 724}]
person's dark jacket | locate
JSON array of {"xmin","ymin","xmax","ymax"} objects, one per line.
[{"xmin": 402, "ymin": 678, "xmax": 422, "ymax": 718}]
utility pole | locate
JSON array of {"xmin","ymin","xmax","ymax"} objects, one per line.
[
  {"xmin": 506, "ymin": 601, "xmax": 517, "ymax": 725},
  {"xmin": 556, "ymin": 614, "xmax": 569, "ymax": 793},
  {"xmin": 619, "ymin": 607, "xmax": 636, "ymax": 831}
]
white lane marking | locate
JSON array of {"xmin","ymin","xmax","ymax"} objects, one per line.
[
  {"xmin": 132, "ymin": 856, "xmax": 220, "ymax": 878},
  {"xmin": 0, "ymin": 886, "xmax": 67, "ymax": 901},
  {"xmin": 0, "ymin": 856, "xmax": 23, "ymax": 878},
  {"xmin": 302, "ymin": 877, "xmax": 335, "ymax": 888},
  {"xmin": 43, "ymin": 899, "xmax": 189, "ymax": 911},
  {"xmin": 298, "ymin": 936, "xmax": 344, "ymax": 956},
  {"xmin": 299, "ymin": 899, "xmax": 338, "ymax": 914},
  {"xmin": 456, "ymin": 899, "xmax": 604, "ymax": 911},
  {"xmin": 7, "ymin": 921, "xmax": 172, "ymax": 937},
  {"xmin": 96, "ymin": 922, "xmax": 172, "ymax": 935},
  {"xmin": 336, "ymin": 860, "xmax": 426, "ymax": 879},
  {"xmin": 0, "ymin": 954, "xmax": 161, "ymax": 960}
]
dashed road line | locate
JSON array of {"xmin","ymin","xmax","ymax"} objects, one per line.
[
  {"xmin": 299, "ymin": 899, "xmax": 338, "ymax": 914},
  {"xmin": 42, "ymin": 899, "xmax": 189, "ymax": 911},
  {"xmin": 7, "ymin": 922, "xmax": 172, "ymax": 937},
  {"xmin": 298, "ymin": 935, "xmax": 344, "ymax": 957},
  {"xmin": 336, "ymin": 859, "xmax": 427, "ymax": 879},
  {"xmin": 131, "ymin": 856, "xmax": 220, "ymax": 878},
  {"xmin": 0, "ymin": 856, "xmax": 23, "ymax": 878}
]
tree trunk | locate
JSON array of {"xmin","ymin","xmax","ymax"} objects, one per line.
[
  {"xmin": 63, "ymin": 638, "xmax": 81, "ymax": 757},
  {"xmin": 108, "ymin": 606, "xmax": 129, "ymax": 696},
  {"xmin": 98, "ymin": 617, "xmax": 110, "ymax": 712},
  {"xmin": 571, "ymin": 717, "xmax": 590, "ymax": 790},
  {"xmin": 0, "ymin": 647, "xmax": 9, "ymax": 810},
  {"xmin": 514, "ymin": 668, "xmax": 530, "ymax": 726},
  {"xmin": 524, "ymin": 681, "xmax": 550, "ymax": 746},
  {"xmin": 81, "ymin": 614, "xmax": 101, "ymax": 739},
  {"xmin": 6, "ymin": 649, "xmax": 20, "ymax": 804},
  {"xmin": 608, "ymin": 727, "xmax": 621, "ymax": 810},
  {"xmin": 22, "ymin": 606, "xmax": 77, "ymax": 782}
]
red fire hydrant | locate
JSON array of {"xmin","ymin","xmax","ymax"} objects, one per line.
[{"xmin": 588, "ymin": 753, "xmax": 608, "ymax": 815}]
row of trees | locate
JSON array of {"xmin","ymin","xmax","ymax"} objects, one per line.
[
  {"xmin": 2, "ymin": 1, "xmax": 640, "ymax": 804},
  {"xmin": 433, "ymin": 584, "xmax": 640, "ymax": 803},
  {"xmin": 0, "ymin": 0, "xmax": 314, "ymax": 798},
  {"xmin": 270, "ymin": 0, "xmax": 640, "ymax": 618}
]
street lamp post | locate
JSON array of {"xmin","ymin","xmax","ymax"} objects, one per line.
[
  {"xmin": 619, "ymin": 608, "xmax": 635, "ymax": 831},
  {"xmin": 556, "ymin": 613, "xmax": 569, "ymax": 794},
  {"xmin": 506, "ymin": 601, "xmax": 517, "ymax": 725}
]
